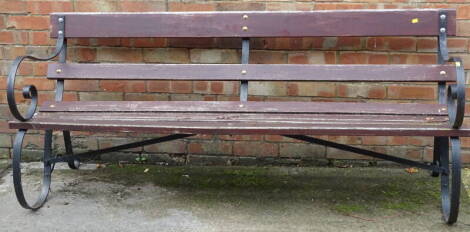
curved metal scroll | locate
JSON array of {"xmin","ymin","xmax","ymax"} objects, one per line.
[
  {"xmin": 7, "ymin": 17, "xmax": 65, "ymax": 121},
  {"xmin": 440, "ymin": 137, "xmax": 461, "ymax": 224},
  {"xmin": 446, "ymin": 57, "xmax": 465, "ymax": 129},
  {"xmin": 12, "ymin": 129, "xmax": 53, "ymax": 210}
]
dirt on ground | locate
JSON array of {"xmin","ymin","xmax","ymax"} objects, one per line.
[{"xmin": 0, "ymin": 163, "xmax": 469, "ymax": 232}]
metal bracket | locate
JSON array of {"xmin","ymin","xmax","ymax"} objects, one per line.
[
  {"xmin": 240, "ymin": 38, "xmax": 250, "ymax": 102},
  {"xmin": 438, "ymin": 10, "xmax": 449, "ymax": 63},
  {"xmin": 284, "ymin": 135, "xmax": 442, "ymax": 173},
  {"xmin": 46, "ymin": 134, "xmax": 194, "ymax": 165}
]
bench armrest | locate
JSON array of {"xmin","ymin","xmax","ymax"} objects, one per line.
[
  {"xmin": 447, "ymin": 57, "xmax": 466, "ymax": 129},
  {"xmin": 7, "ymin": 37, "xmax": 64, "ymax": 122}
]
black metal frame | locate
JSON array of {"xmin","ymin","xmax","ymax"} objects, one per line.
[{"xmin": 5, "ymin": 11, "xmax": 464, "ymax": 225}]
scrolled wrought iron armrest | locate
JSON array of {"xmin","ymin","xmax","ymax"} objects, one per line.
[
  {"xmin": 446, "ymin": 57, "xmax": 466, "ymax": 129},
  {"xmin": 7, "ymin": 37, "xmax": 64, "ymax": 122}
]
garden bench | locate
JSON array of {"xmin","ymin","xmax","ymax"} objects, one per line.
[{"xmin": 7, "ymin": 9, "xmax": 466, "ymax": 224}]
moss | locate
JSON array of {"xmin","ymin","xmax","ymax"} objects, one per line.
[
  {"xmin": 59, "ymin": 165, "xmax": 469, "ymax": 216},
  {"xmin": 334, "ymin": 203, "xmax": 367, "ymax": 214}
]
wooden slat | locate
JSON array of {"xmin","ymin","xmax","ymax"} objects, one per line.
[
  {"xmin": 39, "ymin": 101, "xmax": 448, "ymax": 116},
  {"xmin": 10, "ymin": 111, "xmax": 469, "ymax": 136},
  {"xmin": 47, "ymin": 63, "xmax": 456, "ymax": 82},
  {"xmin": 50, "ymin": 9, "xmax": 456, "ymax": 38}
]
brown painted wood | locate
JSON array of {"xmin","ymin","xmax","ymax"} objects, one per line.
[
  {"xmin": 39, "ymin": 101, "xmax": 448, "ymax": 116},
  {"xmin": 50, "ymin": 9, "xmax": 456, "ymax": 38},
  {"xmin": 47, "ymin": 63, "xmax": 456, "ymax": 82},
  {"xmin": 10, "ymin": 111, "xmax": 469, "ymax": 136}
]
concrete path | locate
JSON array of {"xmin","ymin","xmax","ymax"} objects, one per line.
[{"xmin": 0, "ymin": 163, "xmax": 469, "ymax": 232}]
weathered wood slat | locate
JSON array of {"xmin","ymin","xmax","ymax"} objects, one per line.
[
  {"xmin": 50, "ymin": 9, "xmax": 456, "ymax": 38},
  {"xmin": 10, "ymin": 111, "xmax": 468, "ymax": 136},
  {"xmin": 32, "ymin": 112, "xmax": 449, "ymax": 123},
  {"xmin": 40, "ymin": 101, "xmax": 448, "ymax": 116},
  {"xmin": 47, "ymin": 64, "xmax": 456, "ymax": 82}
]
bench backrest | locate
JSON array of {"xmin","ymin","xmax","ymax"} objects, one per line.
[{"xmin": 46, "ymin": 9, "xmax": 457, "ymax": 101}]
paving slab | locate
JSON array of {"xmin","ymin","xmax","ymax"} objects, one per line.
[{"xmin": 0, "ymin": 164, "xmax": 469, "ymax": 232}]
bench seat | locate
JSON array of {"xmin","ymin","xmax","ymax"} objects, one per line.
[{"xmin": 10, "ymin": 101, "xmax": 469, "ymax": 136}]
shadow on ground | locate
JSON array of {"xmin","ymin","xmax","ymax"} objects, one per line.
[{"xmin": 1, "ymin": 164, "xmax": 470, "ymax": 231}]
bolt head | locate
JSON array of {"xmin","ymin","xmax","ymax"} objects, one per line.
[
  {"xmin": 242, "ymin": 26, "xmax": 248, "ymax": 31},
  {"xmin": 58, "ymin": 30, "xmax": 63, "ymax": 35},
  {"xmin": 243, "ymin": 15, "xmax": 248, "ymax": 20},
  {"xmin": 440, "ymin": 28, "xmax": 446, "ymax": 33},
  {"xmin": 56, "ymin": 69, "xmax": 62, "ymax": 74},
  {"xmin": 58, "ymin": 18, "xmax": 64, "ymax": 23},
  {"xmin": 440, "ymin": 71, "xmax": 446, "ymax": 75},
  {"xmin": 241, "ymin": 70, "xmax": 247, "ymax": 75},
  {"xmin": 440, "ymin": 14, "xmax": 446, "ymax": 20}
]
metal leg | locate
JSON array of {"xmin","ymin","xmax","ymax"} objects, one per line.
[
  {"xmin": 63, "ymin": 131, "xmax": 79, "ymax": 169},
  {"xmin": 12, "ymin": 129, "xmax": 53, "ymax": 210},
  {"xmin": 440, "ymin": 137, "xmax": 461, "ymax": 224},
  {"xmin": 432, "ymin": 137, "xmax": 448, "ymax": 177}
]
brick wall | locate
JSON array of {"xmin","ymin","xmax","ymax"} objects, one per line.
[{"xmin": 1, "ymin": 0, "xmax": 470, "ymax": 165}]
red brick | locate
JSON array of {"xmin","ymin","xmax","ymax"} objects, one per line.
[
  {"xmin": 64, "ymin": 80, "xmax": 100, "ymax": 91},
  {"xmin": 31, "ymin": 31, "xmax": 51, "ymax": 46},
  {"xmin": 390, "ymin": 54, "xmax": 409, "ymax": 64},
  {"xmin": 133, "ymin": 38, "xmax": 166, "ymax": 48},
  {"xmin": 147, "ymin": 80, "xmax": 170, "ymax": 93},
  {"xmin": 17, "ymin": 77, "xmax": 55, "ymax": 91},
  {"xmin": 233, "ymin": 142, "xmax": 278, "ymax": 157},
  {"xmin": 287, "ymin": 82, "xmax": 335, "ymax": 97},
  {"xmin": 0, "ymin": 31, "xmax": 14, "ymax": 44},
  {"xmin": 95, "ymin": 38, "xmax": 121, "ymax": 46},
  {"xmin": 250, "ymin": 51, "xmax": 286, "ymax": 64},
  {"xmin": 457, "ymin": 20, "xmax": 470, "ymax": 36},
  {"xmin": 118, "ymin": 1, "xmax": 165, "ymax": 12},
  {"xmin": 0, "ymin": 16, "xmax": 4, "ymax": 29},
  {"xmin": 0, "ymin": 77, "xmax": 6, "ymax": 90},
  {"xmin": 368, "ymin": 54, "xmax": 388, "ymax": 64},
  {"xmin": 76, "ymin": 48, "xmax": 97, "ymax": 62},
  {"xmin": 387, "ymin": 85, "xmax": 436, "ymax": 100},
  {"xmin": 315, "ymin": 3, "xmax": 366, "ymax": 10},
  {"xmin": 0, "ymin": 0, "xmax": 27, "ymax": 13},
  {"xmin": 336, "ymin": 37, "xmax": 362, "ymax": 50},
  {"xmin": 33, "ymin": 62, "xmax": 48, "ymax": 76},
  {"xmin": 337, "ymin": 84, "xmax": 386, "ymax": 99},
  {"xmin": 448, "ymin": 38, "xmax": 468, "ymax": 52},
  {"xmin": 171, "ymin": 81, "xmax": 192, "ymax": 94},
  {"xmin": 388, "ymin": 136, "xmax": 433, "ymax": 146},
  {"xmin": 193, "ymin": 81, "xmax": 209, "ymax": 93},
  {"xmin": 361, "ymin": 136, "xmax": 388, "ymax": 145},
  {"xmin": 210, "ymin": 81, "xmax": 224, "ymax": 94},
  {"xmin": 97, "ymin": 48, "xmax": 143, "ymax": 62},
  {"xmin": 288, "ymin": 53, "xmax": 309, "ymax": 64},
  {"xmin": 26, "ymin": 1, "xmax": 73, "ymax": 14},
  {"xmin": 99, "ymin": 80, "xmax": 146, "ymax": 93},
  {"xmin": 219, "ymin": 135, "xmax": 263, "ymax": 141},
  {"xmin": 3, "ymin": 46, "xmax": 26, "ymax": 59},
  {"xmin": 408, "ymin": 54, "xmax": 436, "ymax": 64},
  {"xmin": 7, "ymin": 16, "xmax": 49, "ymax": 30},
  {"xmin": 386, "ymin": 37, "xmax": 416, "ymax": 51},
  {"xmin": 63, "ymin": 92, "xmax": 78, "ymax": 101},
  {"xmin": 366, "ymin": 37, "xmax": 386, "ymax": 50},
  {"xmin": 457, "ymin": 5, "xmax": 470, "ymax": 19},
  {"xmin": 17, "ymin": 62, "xmax": 33, "ymax": 75},
  {"xmin": 339, "ymin": 52, "xmax": 368, "ymax": 64},
  {"xmin": 216, "ymin": 2, "xmax": 265, "ymax": 11},
  {"xmin": 417, "ymin": 38, "xmax": 437, "ymax": 52},
  {"xmin": 169, "ymin": 3, "xmax": 216, "ymax": 11},
  {"xmin": 75, "ymin": 0, "xmax": 119, "ymax": 12}
]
